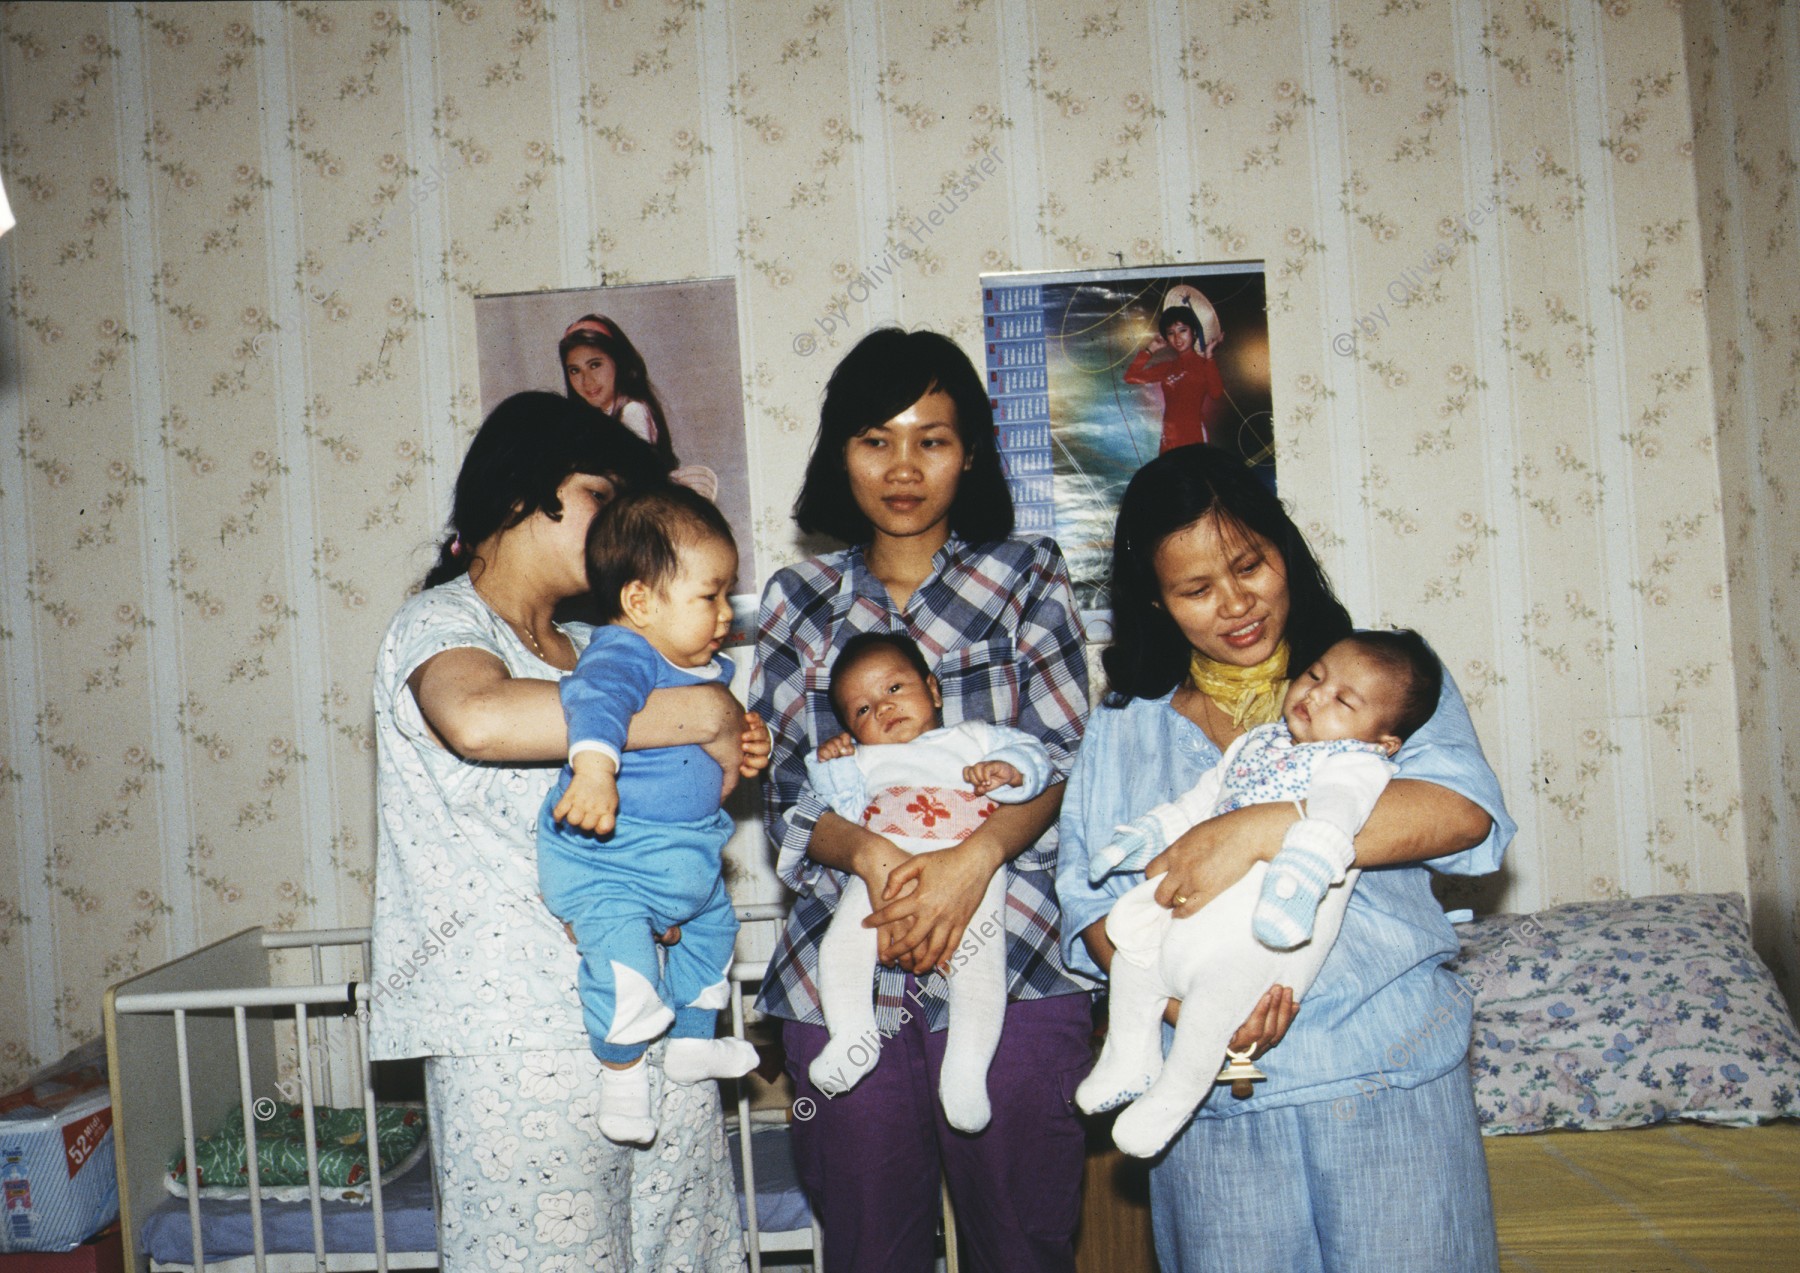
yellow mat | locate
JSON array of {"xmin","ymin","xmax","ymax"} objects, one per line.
[{"xmin": 1489, "ymin": 1122, "xmax": 1800, "ymax": 1272}]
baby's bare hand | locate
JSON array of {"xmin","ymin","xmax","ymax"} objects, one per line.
[
  {"xmin": 963, "ymin": 761, "xmax": 1024, "ymax": 797},
  {"xmin": 738, "ymin": 712, "xmax": 772, "ymax": 778},
  {"xmin": 553, "ymin": 770, "xmax": 618, "ymax": 836},
  {"xmin": 816, "ymin": 732, "xmax": 857, "ymax": 762}
]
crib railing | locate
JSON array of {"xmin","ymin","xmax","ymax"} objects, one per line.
[
  {"xmin": 109, "ymin": 917, "xmax": 959, "ymax": 1273},
  {"xmin": 731, "ymin": 903, "xmax": 821, "ymax": 1271},
  {"xmin": 260, "ymin": 927, "xmax": 375, "ymax": 1110},
  {"xmin": 729, "ymin": 904, "xmax": 960, "ymax": 1273},
  {"xmin": 105, "ymin": 926, "xmax": 387, "ymax": 1273}
]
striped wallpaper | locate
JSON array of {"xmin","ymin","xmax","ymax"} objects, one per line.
[
  {"xmin": 0, "ymin": 0, "xmax": 1794, "ymax": 1086},
  {"xmin": 1689, "ymin": 1, "xmax": 1800, "ymax": 1023}
]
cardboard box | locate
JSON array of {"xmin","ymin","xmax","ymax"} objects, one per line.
[
  {"xmin": 0, "ymin": 1223, "xmax": 122, "ymax": 1272},
  {"xmin": 0, "ymin": 1043, "xmax": 119, "ymax": 1255}
]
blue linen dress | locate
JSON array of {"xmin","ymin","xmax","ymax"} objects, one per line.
[{"xmin": 1055, "ymin": 661, "xmax": 1515, "ymax": 1272}]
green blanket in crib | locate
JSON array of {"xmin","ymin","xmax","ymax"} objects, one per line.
[{"xmin": 167, "ymin": 1102, "xmax": 426, "ymax": 1192}]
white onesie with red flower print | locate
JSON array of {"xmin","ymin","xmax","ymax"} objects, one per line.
[{"xmin": 800, "ymin": 721, "xmax": 1050, "ymax": 1133}]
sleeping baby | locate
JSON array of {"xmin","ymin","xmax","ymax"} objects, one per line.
[{"xmin": 1081, "ymin": 629, "xmax": 1442, "ymax": 1157}]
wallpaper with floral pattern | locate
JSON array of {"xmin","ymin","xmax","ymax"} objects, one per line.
[
  {"xmin": 1683, "ymin": 1, "xmax": 1800, "ymax": 1027},
  {"xmin": 0, "ymin": 0, "xmax": 1791, "ymax": 1088}
]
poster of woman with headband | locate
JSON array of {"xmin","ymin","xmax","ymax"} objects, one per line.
[{"xmin": 472, "ymin": 277, "xmax": 758, "ymax": 640}]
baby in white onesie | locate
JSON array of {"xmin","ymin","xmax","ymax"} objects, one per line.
[
  {"xmin": 801, "ymin": 633, "xmax": 1051, "ymax": 1133},
  {"xmin": 1082, "ymin": 629, "xmax": 1443, "ymax": 1157}
]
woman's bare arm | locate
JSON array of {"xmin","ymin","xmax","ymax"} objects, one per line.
[
  {"xmin": 1080, "ymin": 916, "xmax": 1116, "ymax": 975},
  {"xmin": 800, "ymin": 811, "xmax": 914, "ymax": 962},
  {"xmin": 802, "ymin": 809, "xmax": 909, "ymax": 878},
  {"xmin": 1345, "ymin": 778, "xmax": 1491, "ymax": 866},
  {"xmin": 409, "ymin": 647, "xmax": 746, "ymax": 767},
  {"xmin": 803, "ymin": 788, "xmax": 1061, "ymax": 971}
]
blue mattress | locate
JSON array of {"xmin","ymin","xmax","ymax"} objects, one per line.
[
  {"xmin": 728, "ymin": 1123, "xmax": 815, "ymax": 1235},
  {"xmin": 139, "ymin": 1147, "xmax": 438, "ymax": 1263},
  {"xmin": 140, "ymin": 1126, "xmax": 814, "ymax": 1262}
]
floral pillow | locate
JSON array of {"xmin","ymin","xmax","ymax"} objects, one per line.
[{"xmin": 1447, "ymin": 892, "xmax": 1800, "ymax": 1135}]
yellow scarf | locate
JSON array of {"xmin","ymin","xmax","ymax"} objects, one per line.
[{"xmin": 1187, "ymin": 642, "xmax": 1290, "ymax": 732}]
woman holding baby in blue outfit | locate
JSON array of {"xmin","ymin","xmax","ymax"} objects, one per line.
[
  {"xmin": 1055, "ymin": 444, "xmax": 1515, "ymax": 1272},
  {"xmin": 368, "ymin": 393, "xmax": 763, "ymax": 1271}
]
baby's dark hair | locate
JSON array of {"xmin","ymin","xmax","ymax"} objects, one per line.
[
  {"xmin": 827, "ymin": 632, "xmax": 934, "ymax": 726},
  {"xmin": 586, "ymin": 486, "xmax": 734, "ymax": 624},
  {"xmin": 1338, "ymin": 628, "xmax": 1442, "ymax": 742}
]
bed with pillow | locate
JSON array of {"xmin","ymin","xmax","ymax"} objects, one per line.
[{"xmin": 1449, "ymin": 892, "xmax": 1800, "ymax": 1272}]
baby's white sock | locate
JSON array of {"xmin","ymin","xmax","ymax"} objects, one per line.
[
  {"xmin": 1075, "ymin": 970, "xmax": 1168, "ymax": 1116},
  {"xmin": 937, "ymin": 879, "xmax": 1010, "ymax": 1133},
  {"xmin": 598, "ymin": 1056, "xmax": 657, "ymax": 1145},
  {"xmin": 663, "ymin": 1037, "xmax": 759, "ymax": 1085}
]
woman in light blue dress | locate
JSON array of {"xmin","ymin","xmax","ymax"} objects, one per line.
[{"xmin": 1055, "ymin": 445, "xmax": 1515, "ymax": 1273}]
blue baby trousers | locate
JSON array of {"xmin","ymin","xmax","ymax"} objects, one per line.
[{"xmin": 537, "ymin": 806, "xmax": 739, "ymax": 1065}]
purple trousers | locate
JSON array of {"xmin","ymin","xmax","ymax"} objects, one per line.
[{"xmin": 782, "ymin": 988, "xmax": 1094, "ymax": 1273}]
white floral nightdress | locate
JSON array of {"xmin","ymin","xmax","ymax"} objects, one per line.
[{"xmin": 371, "ymin": 576, "xmax": 745, "ymax": 1272}]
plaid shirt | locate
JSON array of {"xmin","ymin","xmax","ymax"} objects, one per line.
[{"xmin": 749, "ymin": 535, "xmax": 1093, "ymax": 1032}]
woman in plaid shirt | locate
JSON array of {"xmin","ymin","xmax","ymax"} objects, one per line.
[{"xmin": 749, "ymin": 328, "xmax": 1092, "ymax": 1272}]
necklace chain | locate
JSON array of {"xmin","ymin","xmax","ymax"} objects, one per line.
[
  {"xmin": 508, "ymin": 614, "xmax": 549, "ymax": 660},
  {"xmin": 472, "ymin": 576, "xmax": 552, "ymax": 661},
  {"xmin": 1184, "ymin": 685, "xmax": 1228, "ymax": 747}
]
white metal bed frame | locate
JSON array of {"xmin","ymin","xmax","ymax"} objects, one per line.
[
  {"xmin": 104, "ymin": 924, "xmax": 413, "ymax": 1273},
  {"xmin": 105, "ymin": 907, "xmax": 961, "ymax": 1273}
]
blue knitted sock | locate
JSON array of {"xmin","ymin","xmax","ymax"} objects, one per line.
[
  {"xmin": 1253, "ymin": 820, "xmax": 1352, "ymax": 949},
  {"xmin": 1089, "ymin": 813, "xmax": 1166, "ymax": 884}
]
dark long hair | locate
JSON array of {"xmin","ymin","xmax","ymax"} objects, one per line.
[
  {"xmin": 558, "ymin": 314, "xmax": 678, "ymax": 471},
  {"xmin": 422, "ymin": 391, "xmax": 665, "ymax": 589},
  {"xmin": 793, "ymin": 327, "xmax": 1014, "ymax": 546},
  {"xmin": 1103, "ymin": 445, "xmax": 1352, "ymax": 704}
]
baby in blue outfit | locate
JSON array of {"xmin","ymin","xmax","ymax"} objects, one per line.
[{"xmin": 538, "ymin": 486, "xmax": 758, "ymax": 1145}]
